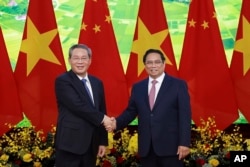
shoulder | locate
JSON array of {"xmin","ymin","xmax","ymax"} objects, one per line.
[
  {"xmin": 131, "ymin": 78, "xmax": 148, "ymax": 92},
  {"xmin": 162, "ymin": 74, "xmax": 188, "ymax": 91},
  {"xmin": 133, "ymin": 78, "xmax": 148, "ymax": 87},
  {"xmin": 165, "ymin": 73, "xmax": 187, "ymax": 85},
  {"xmin": 88, "ymin": 75, "xmax": 103, "ymax": 84},
  {"xmin": 56, "ymin": 72, "xmax": 68, "ymax": 81},
  {"xmin": 56, "ymin": 70, "xmax": 74, "ymax": 80}
]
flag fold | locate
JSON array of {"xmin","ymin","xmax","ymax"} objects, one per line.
[
  {"xmin": 230, "ymin": 0, "xmax": 250, "ymax": 122},
  {"xmin": 179, "ymin": 0, "xmax": 238, "ymax": 130},
  {"xmin": 0, "ymin": 27, "xmax": 22, "ymax": 136},
  {"xmin": 78, "ymin": 0, "xmax": 129, "ymax": 117},
  {"xmin": 126, "ymin": 0, "xmax": 178, "ymax": 93},
  {"xmin": 14, "ymin": 1, "xmax": 66, "ymax": 133}
]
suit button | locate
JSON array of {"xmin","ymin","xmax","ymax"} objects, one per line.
[{"xmin": 150, "ymin": 113, "xmax": 154, "ymax": 116}]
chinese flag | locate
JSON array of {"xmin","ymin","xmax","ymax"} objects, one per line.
[
  {"xmin": 126, "ymin": 0, "xmax": 178, "ymax": 92},
  {"xmin": 0, "ymin": 27, "xmax": 22, "ymax": 136},
  {"xmin": 14, "ymin": 1, "xmax": 66, "ymax": 133},
  {"xmin": 179, "ymin": 0, "xmax": 238, "ymax": 130},
  {"xmin": 230, "ymin": 0, "xmax": 250, "ymax": 122},
  {"xmin": 78, "ymin": 0, "xmax": 128, "ymax": 117}
]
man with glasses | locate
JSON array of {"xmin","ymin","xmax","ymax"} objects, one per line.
[
  {"xmin": 54, "ymin": 44, "xmax": 113, "ymax": 167},
  {"xmin": 107, "ymin": 49, "xmax": 192, "ymax": 167}
]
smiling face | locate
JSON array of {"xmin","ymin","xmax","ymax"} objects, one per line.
[
  {"xmin": 68, "ymin": 48, "xmax": 91, "ymax": 78},
  {"xmin": 144, "ymin": 52, "xmax": 165, "ymax": 79}
]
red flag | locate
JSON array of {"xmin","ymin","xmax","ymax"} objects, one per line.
[
  {"xmin": 0, "ymin": 27, "xmax": 22, "ymax": 136},
  {"xmin": 179, "ymin": 0, "xmax": 238, "ymax": 130},
  {"xmin": 14, "ymin": 1, "xmax": 66, "ymax": 133},
  {"xmin": 126, "ymin": 0, "xmax": 178, "ymax": 92},
  {"xmin": 78, "ymin": 0, "xmax": 128, "ymax": 117},
  {"xmin": 230, "ymin": 0, "xmax": 250, "ymax": 122}
]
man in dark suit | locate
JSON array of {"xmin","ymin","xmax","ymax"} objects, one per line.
[
  {"xmin": 54, "ymin": 44, "xmax": 113, "ymax": 167},
  {"xmin": 107, "ymin": 49, "xmax": 191, "ymax": 167}
]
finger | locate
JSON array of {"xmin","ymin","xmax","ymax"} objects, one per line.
[{"xmin": 178, "ymin": 153, "xmax": 182, "ymax": 160}]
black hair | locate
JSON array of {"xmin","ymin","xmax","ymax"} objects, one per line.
[{"xmin": 143, "ymin": 49, "xmax": 166, "ymax": 64}]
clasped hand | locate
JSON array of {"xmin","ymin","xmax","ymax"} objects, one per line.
[{"xmin": 103, "ymin": 115, "xmax": 116, "ymax": 132}]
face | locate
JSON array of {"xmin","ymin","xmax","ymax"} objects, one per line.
[
  {"xmin": 144, "ymin": 52, "xmax": 165, "ymax": 79},
  {"xmin": 68, "ymin": 48, "xmax": 91, "ymax": 78}
]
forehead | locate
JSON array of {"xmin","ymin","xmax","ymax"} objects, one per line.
[
  {"xmin": 146, "ymin": 52, "xmax": 161, "ymax": 60},
  {"xmin": 72, "ymin": 48, "xmax": 88, "ymax": 56}
]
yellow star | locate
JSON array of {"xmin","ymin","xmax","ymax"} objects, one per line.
[
  {"xmin": 188, "ymin": 19, "xmax": 196, "ymax": 27},
  {"xmin": 81, "ymin": 22, "xmax": 88, "ymax": 31},
  {"xmin": 234, "ymin": 15, "xmax": 250, "ymax": 75},
  {"xmin": 105, "ymin": 15, "xmax": 111, "ymax": 24},
  {"xmin": 20, "ymin": 17, "xmax": 61, "ymax": 76},
  {"xmin": 201, "ymin": 20, "xmax": 209, "ymax": 29},
  {"xmin": 93, "ymin": 24, "xmax": 101, "ymax": 33},
  {"xmin": 131, "ymin": 17, "xmax": 172, "ymax": 75}
]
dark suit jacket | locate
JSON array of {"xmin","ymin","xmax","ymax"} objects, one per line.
[
  {"xmin": 116, "ymin": 73, "xmax": 191, "ymax": 157},
  {"xmin": 54, "ymin": 70, "xmax": 108, "ymax": 155}
]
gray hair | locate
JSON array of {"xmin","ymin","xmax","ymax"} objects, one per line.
[{"xmin": 68, "ymin": 44, "xmax": 92, "ymax": 58}]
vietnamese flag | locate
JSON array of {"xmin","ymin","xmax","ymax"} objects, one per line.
[
  {"xmin": 230, "ymin": 0, "xmax": 250, "ymax": 122},
  {"xmin": 78, "ymin": 0, "xmax": 129, "ymax": 117},
  {"xmin": 126, "ymin": 0, "xmax": 178, "ymax": 92},
  {"xmin": 14, "ymin": 0, "xmax": 66, "ymax": 133},
  {"xmin": 0, "ymin": 27, "xmax": 22, "ymax": 136},
  {"xmin": 179, "ymin": 0, "xmax": 238, "ymax": 130}
]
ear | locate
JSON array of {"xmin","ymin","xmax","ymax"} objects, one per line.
[
  {"xmin": 88, "ymin": 57, "xmax": 92, "ymax": 65},
  {"xmin": 68, "ymin": 57, "xmax": 71, "ymax": 64}
]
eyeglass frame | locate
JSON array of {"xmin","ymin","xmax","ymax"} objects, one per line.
[
  {"xmin": 145, "ymin": 60, "xmax": 164, "ymax": 66},
  {"xmin": 71, "ymin": 56, "xmax": 90, "ymax": 63}
]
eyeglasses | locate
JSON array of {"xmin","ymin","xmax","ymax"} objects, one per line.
[
  {"xmin": 145, "ymin": 60, "xmax": 163, "ymax": 66},
  {"xmin": 71, "ymin": 57, "xmax": 89, "ymax": 62}
]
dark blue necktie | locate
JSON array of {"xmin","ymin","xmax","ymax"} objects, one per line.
[{"xmin": 82, "ymin": 79, "xmax": 94, "ymax": 105}]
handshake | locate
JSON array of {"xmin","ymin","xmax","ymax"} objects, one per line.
[{"xmin": 103, "ymin": 115, "xmax": 117, "ymax": 132}]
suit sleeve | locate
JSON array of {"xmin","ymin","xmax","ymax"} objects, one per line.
[
  {"xmin": 116, "ymin": 85, "xmax": 138, "ymax": 130},
  {"xmin": 178, "ymin": 80, "xmax": 192, "ymax": 147},
  {"xmin": 55, "ymin": 76, "xmax": 104, "ymax": 127},
  {"xmin": 97, "ymin": 81, "xmax": 108, "ymax": 145}
]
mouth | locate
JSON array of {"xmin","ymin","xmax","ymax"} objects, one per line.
[
  {"xmin": 77, "ymin": 66, "xmax": 84, "ymax": 70},
  {"xmin": 150, "ymin": 69, "xmax": 157, "ymax": 72}
]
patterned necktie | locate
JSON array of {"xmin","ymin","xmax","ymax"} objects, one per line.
[
  {"xmin": 82, "ymin": 79, "xmax": 94, "ymax": 105},
  {"xmin": 149, "ymin": 80, "xmax": 157, "ymax": 110}
]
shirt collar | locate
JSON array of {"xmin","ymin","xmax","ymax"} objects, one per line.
[
  {"xmin": 77, "ymin": 73, "xmax": 89, "ymax": 82},
  {"xmin": 149, "ymin": 73, "xmax": 165, "ymax": 84}
]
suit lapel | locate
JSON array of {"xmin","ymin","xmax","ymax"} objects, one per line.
[
  {"xmin": 69, "ymin": 70, "xmax": 95, "ymax": 107},
  {"xmin": 69, "ymin": 70, "xmax": 85, "ymax": 94},
  {"xmin": 140, "ymin": 79, "xmax": 151, "ymax": 110},
  {"xmin": 153, "ymin": 75, "xmax": 172, "ymax": 110},
  {"xmin": 88, "ymin": 76, "xmax": 98, "ymax": 107}
]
